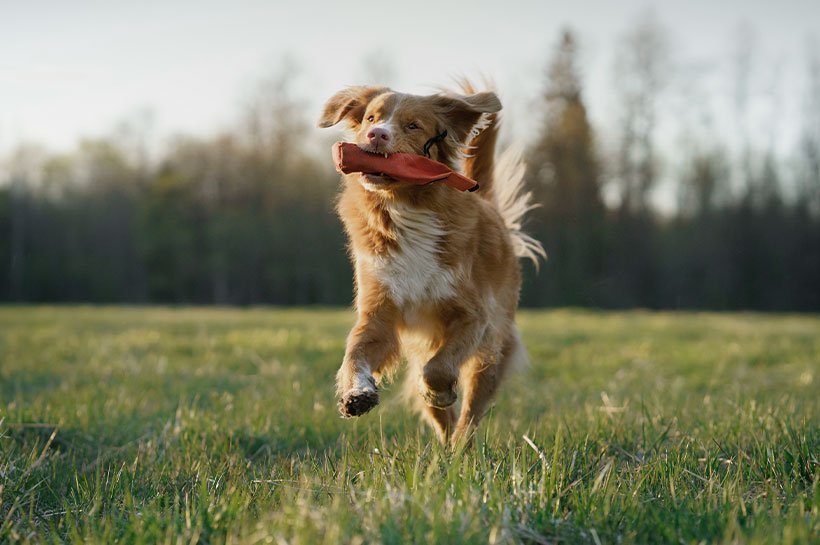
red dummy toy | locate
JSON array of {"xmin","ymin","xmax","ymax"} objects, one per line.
[{"xmin": 332, "ymin": 142, "xmax": 479, "ymax": 192}]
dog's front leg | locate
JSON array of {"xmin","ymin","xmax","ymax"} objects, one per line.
[{"xmin": 336, "ymin": 300, "xmax": 399, "ymax": 417}]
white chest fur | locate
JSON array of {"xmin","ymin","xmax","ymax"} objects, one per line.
[{"xmin": 359, "ymin": 203, "xmax": 456, "ymax": 306}]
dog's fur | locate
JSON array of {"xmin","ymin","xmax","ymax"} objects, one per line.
[{"xmin": 318, "ymin": 82, "xmax": 544, "ymax": 446}]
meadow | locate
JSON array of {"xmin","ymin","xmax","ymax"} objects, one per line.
[{"xmin": 0, "ymin": 307, "xmax": 817, "ymax": 544}]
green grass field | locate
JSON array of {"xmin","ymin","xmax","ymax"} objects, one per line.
[{"xmin": 0, "ymin": 307, "xmax": 817, "ymax": 544}]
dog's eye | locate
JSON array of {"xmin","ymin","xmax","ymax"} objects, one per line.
[
  {"xmin": 406, "ymin": 122, "xmax": 420, "ymax": 130},
  {"xmin": 367, "ymin": 115, "xmax": 375, "ymax": 122}
]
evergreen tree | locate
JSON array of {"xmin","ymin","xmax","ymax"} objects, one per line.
[{"xmin": 526, "ymin": 30, "xmax": 606, "ymax": 306}]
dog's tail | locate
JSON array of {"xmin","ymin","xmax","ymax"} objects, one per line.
[
  {"xmin": 458, "ymin": 80, "xmax": 545, "ymax": 268},
  {"xmin": 492, "ymin": 145, "xmax": 546, "ymax": 267},
  {"xmin": 459, "ymin": 79, "xmax": 500, "ymax": 200}
]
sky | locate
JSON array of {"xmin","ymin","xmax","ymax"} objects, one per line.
[{"xmin": 2, "ymin": 0, "xmax": 819, "ymax": 207}]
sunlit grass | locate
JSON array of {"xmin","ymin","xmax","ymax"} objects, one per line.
[{"xmin": 1, "ymin": 307, "xmax": 817, "ymax": 544}]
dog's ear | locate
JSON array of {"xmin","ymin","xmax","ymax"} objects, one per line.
[
  {"xmin": 317, "ymin": 86, "xmax": 389, "ymax": 129},
  {"xmin": 433, "ymin": 92, "xmax": 502, "ymax": 144}
]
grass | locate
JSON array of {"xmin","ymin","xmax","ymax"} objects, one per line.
[{"xmin": 0, "ymin": 307, "xmax": 817, "ymax": 544}]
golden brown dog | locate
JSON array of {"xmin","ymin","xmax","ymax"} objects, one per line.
[{"xmin": 318, "ymin": 83, "xmax": 544, "ymax": 446}]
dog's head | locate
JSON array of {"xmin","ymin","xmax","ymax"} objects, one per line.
[{"xmin": 318, "ymin": 86, "xmax": 501, "ymax": 187}]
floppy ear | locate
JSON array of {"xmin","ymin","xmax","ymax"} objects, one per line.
[
  {"xmin": 433, "ymin": 91, "xmax": 502, "ymax": 144},
  {"xmin": 317, "ymin": 86, "xmax": 389, "ymax": 129}
]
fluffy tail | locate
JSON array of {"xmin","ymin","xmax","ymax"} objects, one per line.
[
  {"xmin": 457, "ymin": 79, "xmax": 545, "ymax": 268},
  {"xmin": 458, "ymin": 79, "xmax": 501, "ymax": 200},
  {"xmin": 492, "ymin": 145, "xmax": 547, "ymax": 267}
]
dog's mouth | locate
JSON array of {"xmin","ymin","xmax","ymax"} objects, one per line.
[
  {"xmin": 362, "ymin": 173, "xmax": 397, "ymax": 184},
  {"xmin": 356, "ymin": 143, "xmax": 392, "ymax": 158},
  {"xmin": 355, "ymin": 145, "xmax": 397, "ymax": 184}
]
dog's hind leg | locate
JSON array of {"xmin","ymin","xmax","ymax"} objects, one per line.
[
  {"xmin": 404, "ymin": 373, "xmax": 458, "ymax": 444},
  {"xmin": 418, "ymin": 305, "xmax": 487, "ymax": 410},
  {"xmin": 423, "ymin": 405, "xmax": 458, "ymax": 444},
  {"xmin": 451, "ymin": 327, "xmax": 525, "ymax": 447},
  {"xmin": 401, "ymin": 333, "xmax": 458, "ymax": 444}
]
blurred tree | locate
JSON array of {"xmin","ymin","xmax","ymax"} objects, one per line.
[
  {"xmin": 525, "ymin": 29, "xmax": 606, "ymax": 306},
  {"xmin": 242, "ymin": 56, "xmax": 308, "ymax": 166},
  {"xmin": 677, "ymin": 148, "xmax": 729, "ymax": 218},
  {"xmin": 612, "ymin": 13, "xmax": 669, "ymax": 215},
  {"xmin": 730, "ymin": 23, "xmax": 757, "ymax": 199},
  {"xmin": 607, "ymin": 13, "xmax": 670, "ymax": 307},
  {"xmin": 4, "ymin": 146, "xmax": 47, "ymax": 300},
  {"xmin": 790, "ymin": 45, "xmax": 820, "ymax": 310},
  {"xmin": 798, "ymin": 44, "xmax": 820, "ymax": 216}
]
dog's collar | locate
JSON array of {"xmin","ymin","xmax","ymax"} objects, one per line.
[{"xmin": 422, "ymin": 129, "xmax": 448, "ymax": 158}]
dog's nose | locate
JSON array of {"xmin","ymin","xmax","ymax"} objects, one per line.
[{"xmin": 367, "ymin": 127, "xmax": 390, "ymax": 145}]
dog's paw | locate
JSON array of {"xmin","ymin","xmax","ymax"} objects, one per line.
[
  {"xmin": 338, "ymin": 381, "xmax": 379, "ymax": 418},
  {"xmin": 420, "ymin": 384, "xmax": 458, "ymax": 409}
]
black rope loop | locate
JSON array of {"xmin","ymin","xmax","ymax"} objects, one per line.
[{"xmin": 422, "ymin": 129, "xmax": 448, "ymax": 158}]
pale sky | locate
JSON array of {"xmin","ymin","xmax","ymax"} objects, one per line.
[{"xmin": 2, "ymin": 0, "xmax": 819, "ymax": 207}]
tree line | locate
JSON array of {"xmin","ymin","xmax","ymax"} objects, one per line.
[{"xmin": 2, "ymin": 22, "xmax": 819, "ymax": 309}]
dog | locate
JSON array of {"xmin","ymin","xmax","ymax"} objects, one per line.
[{"xmin": 318, "ymin": 82, "xmax": 544, "ymax": 446}]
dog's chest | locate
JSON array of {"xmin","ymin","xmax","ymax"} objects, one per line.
[{"xmin": 361, "ymin": 204, "xmax": 456, "ymax": 306}]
